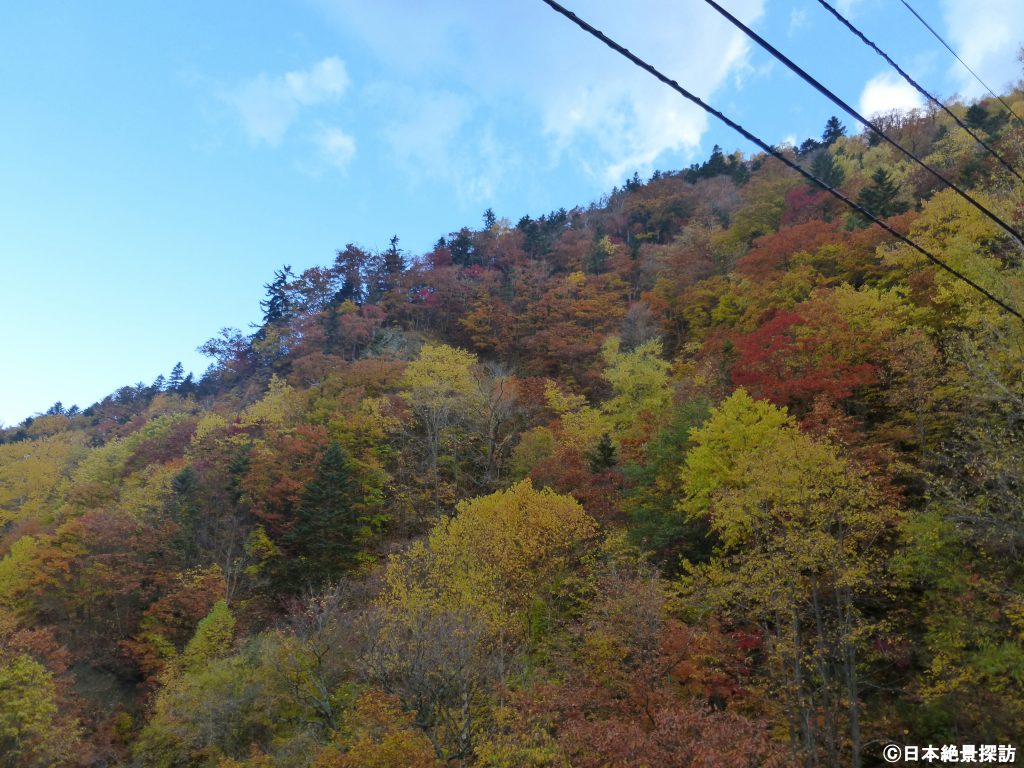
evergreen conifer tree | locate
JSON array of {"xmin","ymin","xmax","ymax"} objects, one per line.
[
  {"xmin": 587, "ymin": 433, "xmax": 617, "ymax": 473},
  {"xmin": 283, "ymin": 442, "xmax": 373, "ymax": 587},
  {"xmin": 822, "ymin": 116, "xmax": 846, "ymax": 145},
  {"xmin": 809, "ymin": 150, "xmax": 845, "ymax": 188},
  {"xmin": 855, "ymin": 168, "xmax": 909, "ymax": 222},
  {"xmin": 259, "ymin": 265, "xmax": 295, "ymax": 327},
  {"xmin": 965, "ymin": 103, "xmax": 989, "ymax": 131},
  {"xmin": 167, "ymin": 362, "xmax": 185, "ymax": 390}
]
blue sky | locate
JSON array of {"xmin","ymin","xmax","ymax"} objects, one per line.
[{"xmin": 2, "ymin": 0, "xmax": 1022, "ymax": 426}]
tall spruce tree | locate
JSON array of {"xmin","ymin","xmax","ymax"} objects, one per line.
[
  {"xmin": 822, "ymin": 115, "xmax": 846, "ymax": 146},
  {"xmin": 587, "ymin": 432, "xmax": 617, "ymax": 473},
  {"xmin": 855, "ymin": 168, "xmax": 909, "ymax": 222},
  {"xmin": 167, "ymin": 362, "xmax": 185, "ymax": 390},
  {"xmin": 283, "ymin": 442, "xmax": 370, "ymax": 587},
  {"xmin": 809, "ymin": 150, "xmax": 846, "ymax": 188},
  {"xmin": 260, "ymin": 265, "xmax": 295, "ymax": 327}
]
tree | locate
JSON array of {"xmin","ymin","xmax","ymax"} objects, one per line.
[
  {"xmin": 808, "ymin": 150, "xmax": 845, "ymax": 189},
  {"xmin": 372, "ymin": 481, "xmax": 599, "ymax": 761},
  {"xmin": 0, "ymin": 654, "xmax": 79, "ymax": 768},
  {"xmin": 798, "ymin": 137, "xmax": 821, "ymax": 156},
  {"xmin": 600, "ymin": 336, "xmax": 672, "ymax": 448},
  {"xmin": 584, "ymin": 234, "xmax": 615, "ymax": 274},
  {"xmin": 447, "ymin": 227, "xmax": 475, "ymax": 267},
  {"xmin": 282, "ymin": 442, "xmax": 380, "ymax": 588},
  {"xmin": 180, "ymin": 599, "xmax": 235, "ymax": 673},
  {"xmin": 679, "ymin": 390, "xmax": 900, "ymax": 767},
  {"xmin": 333, "ymin": 244, "xmax": 372, "ymax": 304},
  {"xmin": 313, "ymin": 690, "xmax": 442, "ymax": 768},
  {"xmin": 821, "ymin": 116, "xmax": 846, "ymax": 146},
  {"xmin": 623, "ymin": 400, "xmax": 711, "ymax": 573},
  {"xmin": 855, "ymin": 168, "xmax": 909, "ymax": 222},
  {"xmin": 587, "ymin": 432, "xmax": 616, "ymax": 473},
  {"xmin": 368, "ymin": 236, "xmax": 406, "ymax": 301},
  {"xmin": 964, "ymin": 103, "xmax": 989, "ymax": 131},
  {"xmin": 620, "ymin": 301, "xmax": 659, "ymax": 350},
  {"xmin": 260, "ymin": 265, "xmax": 296, "ymax": 327},
  {"xmin": 178, "ymin": 372, "xmax": 196, "ymax": 396},
  {"xmin": 400, "ymin": 344, "xmax": 480, "ymax": 478},
  {"xmin": 167, "ymin": 362, "xmax": 185, "ymax": 391}
]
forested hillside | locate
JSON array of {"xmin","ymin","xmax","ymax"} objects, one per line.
[{"xmin": 3, "ymin": 93, "xmax": 1024, "ymax": 767}]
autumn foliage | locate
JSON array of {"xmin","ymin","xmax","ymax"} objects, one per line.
[{"xmin": 3, "ymin": 100, "xmax": 1024, "ymax": 766}]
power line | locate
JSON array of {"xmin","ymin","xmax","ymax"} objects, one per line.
[
  {"xmin": 900, "ymin": 0, "xmax": 1024, "ymax": 126},
  {"xmin": 816, "ymin": 0, "xmax": 1023, "ymax": 185},
  {"xmin": 699, "ymin": 0, "xmax": 1024, "ymax": 247},
  {"xmin": 536, "ymin": 0, "xmax": 1024, "ymax": 323}
]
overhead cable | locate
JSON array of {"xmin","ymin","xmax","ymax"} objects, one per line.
[
  {"xmin": 816, "ymin": 0, "xmax": 1023, "ymax": 185},
  {"xmin": 699, "ymin": 0, "xmax": 1024, "ymax": 247},
  {"xmin": 537, "ymin": 0, "xmax": 1024, "ymax": 323}
]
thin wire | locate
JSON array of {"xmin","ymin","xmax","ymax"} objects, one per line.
[
  {"xmin": 537, "ymin": 0, "xmax": 1024, "ymax": 323},
  {"xmin": 901, "ymin": 0, "xmax": 1024, "ymax": 125},
  {"xmin": 816, "ymin": 0, "xmax": 1023, "ymax": 185},
  {"xmin": 700, "ymin": 0, "xmax": 1024, "ymax": 247}
]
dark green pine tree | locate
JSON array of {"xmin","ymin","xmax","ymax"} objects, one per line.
[
  {"xmin": 447, "ymin": 227, "xmax": 475, "ymax": 267},
  {"xmin": 808, "ymin": 150, "xmax": 845, "ymax": 189},
  {"xmin": 178, "ymin": 372, "xmax": 196, "ymax": 396},
  {"xmin": 798, "ymin": 137, "xmax": 822, "ymax": 156},
  {"xmin": 701, "ymin": 145, "xmax": 728, "ymax": 178},
  {"xmin": 587, "ymin": 432, "xmax": 617, "ymax": 473},
  {"xmin": 259, "ymin": 265, "xmax": 295, "ymax": 327},
  {"xmin": 379, "ymin": 235, "xmax": 406, "ymax": 289},
  {"xmin": 167, "ymin": 362, "xmax": 185, "ymax": 391},
  {"xmin": 855, "ymin": 168, "xmax": 909, "ymax": 223},
  {"xmin": 284, "ymin": 442, "xmax": 370, "ymax": 587},
  {"xmin": 965, "ymin": 103, "xmax": 989, "ymax": 131},
  {"xmin": 821, "ymin": 115, "xmax": 846, "ymax": 146},
  {"xmin": 170, "ymin": 466, "xmax": 201, "ymax": 563}
]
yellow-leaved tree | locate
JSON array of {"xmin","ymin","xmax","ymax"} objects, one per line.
[
  {"xmin": 679, "ymin": 389, "xmax": 901, "ymax": 768},
  {"xmin": 371, "ymin": 480, "xmax": 598, "ymax": 764}
]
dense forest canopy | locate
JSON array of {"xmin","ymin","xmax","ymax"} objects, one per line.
[{"xmin": 3, "ymin": 86, "xmax": 1024, "ymax": 766}]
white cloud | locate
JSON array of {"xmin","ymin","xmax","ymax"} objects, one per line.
[
  {"xmin": 941, "ymin": 0, "xmax": 1024, "ymax": 100},
  {"xmin": 224, "ymin": 56, "xmax": 351, "ymax": 145},
  {"xmin": 313, "ymin": 0, "xmax": 764, "ymax": 186},
  {"xmin": 285, "ymin": 58, "xmax": 349, "ymax": 105},
  {"xmin": 836, "ymin": 0, "xmax": 865, "ymax": 16},
  {"xmin": 371, "ymin": 85, "xmax": 512, "ymax": 206},
  {"xmin": 315, "ymin": 125, "xmax": 356, "ymax": 171},
  {"xmin": 859, "ymin": 71, "xmax": 926, "ymax": 117},
  {"xmin": 789, "ymin": 8, "xmax": 808, "ymax": 35}
]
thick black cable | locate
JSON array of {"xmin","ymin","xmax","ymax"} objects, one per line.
[
  {"xmin": 537, "ymin": 0, "xmax": 1024, "ymax": 323},
  {"xmin": 816, "ymin": 0, "xmax": 1023, "ymax": 185},
  {"xmin": 700, "ymin": 0, "xmax": 1024, "ymax": 247},
  {"xmin": 901, "ymin": 0, "xmax": 1024, "ymax": 125}
]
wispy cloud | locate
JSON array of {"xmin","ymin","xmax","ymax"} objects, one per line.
[
  {"xmin": 372, "ymin": 85, "xmax": 513, "ymax": 206},
  {"xmin": 315, "ymin": 125, "xmax": 356, "ymax": 171},
  {"xmin": 940, "ymin": 0, "xmax": 1024, "ymax": 100},
  {"xmin": 313, "ymin": 0, "xmax": 764, "ymax": 187},
  {"xmin": 789, "ymin": 8, "xmax": 808, "ymax": 35},
  {"xmin": 835, "ymin": 0, "xmax": 865, "ymax": 17},
  {"xmin": 224, "ymin": 57, "xmax": 350, "ymax": 145},
  {"xmin": 859, "ymin": 71, "xmax": 926, "ymax": 117}
]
